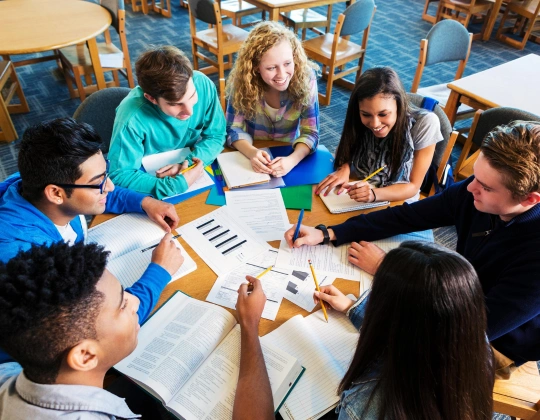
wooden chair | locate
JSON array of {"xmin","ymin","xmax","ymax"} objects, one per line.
[
  {"xmin": 129, "ymin": 0, "xmax": 172, "ymax": 17},
  {"xmin": 411, "ymin": 20, "xmax": 474, "ymax": 120},
  {"xmin": 302, "ymin": 0, "xmax": 376, "ymax": 106},
  {"xmin": 189, "ymin": 0, "xmax": 249, "ymax": 110},
  {"xmin": 496, "ymin": 0, "xmax": 540, "ymax": 50},
  {"xmin": 220, "ymin": 0, "xmax": 265, "ymax": 28},
  {"xmin": 282, "ymin": 5, "xmax": 333, "ymax": 41},
  {"xmin": 493, "ymin": 361, "xmax": 540, "ymax": 420},
  {"xmin": 408, "ymin": 93, "xmax": 457, "ymax": 197},
  {"xmin": 58, "ymin": 0, "xmax": 135, "ymax": 102},
  {"xmin": 422, "ymin": 0, "xmax": 440, "ymax": 23},
  {"xmin": 454, "ymin": 107, "xmax": 540, "ymax": 181},
  {"xmin": 0, "ymin": 61, "xmax": 29, "ymax": 142},
  {"xmin": 436, "ymin": 0, "xmax": 495, "ymax": 41}
]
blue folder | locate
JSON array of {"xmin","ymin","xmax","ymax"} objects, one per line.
[{"xmin": 269, "ymin": 144, "xmax": 335, "ymax": 187}]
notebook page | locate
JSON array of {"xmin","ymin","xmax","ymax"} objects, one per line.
[
  {"xmin": 217, "ymin": 151, "xmax": 270, "ymax": 189},
  {"xmin": 88, "ymin": 213, "xmax": 166, "ymax": 259},
  {"xmin": 142, "ymin": 148, "xmax": 191, "ymax": 176},
  {"xmin": 261, "ymin": 309, "xmax": 359, "ymax": 420},
  {"xmin": 320, "ymin": 188, "xmax": 389, "ymax": 214},
  {"xmin": 106, "ymin": 239, "xmax": 197, "ymax": 289}
]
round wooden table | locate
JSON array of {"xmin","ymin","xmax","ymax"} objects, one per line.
[{"xmin": 0, "ymin": 0, "xmax": 112, "ymax": 90}]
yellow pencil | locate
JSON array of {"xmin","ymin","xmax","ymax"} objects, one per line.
[
  {"xmin": 309, "ymin": 259, "xmax": 328, "ymax": 323},
  {"xmin": 361, "ymin": 165, "xmax": 387, "ymax": 182},
  {"xmin": 247, "ymin": 265, "xmax": 273, "ymax": 289},
  {"xmin": 179, "ymin": 163, "xmax": 197, "ymax": 175}
]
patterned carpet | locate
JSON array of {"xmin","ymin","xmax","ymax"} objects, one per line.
[{"xmin": 2, "ymin": 2, "xmax": 539, "ymax": 417}]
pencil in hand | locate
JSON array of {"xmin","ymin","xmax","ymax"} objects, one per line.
[{"xmin": 309, "ymin": 259, "xmax": 329, "ymax": 323}]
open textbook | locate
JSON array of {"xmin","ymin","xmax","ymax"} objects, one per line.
[
  {"xmin": 115, "ymin": 292, "xmax": 304, "ymax": 420},
  {"xmin": 87, "ymin": 213, "xmax": 196, "ymax": 288},
  {"xmin": 261, "ymin": 302, "xmax": 359, "ymax": 420}
]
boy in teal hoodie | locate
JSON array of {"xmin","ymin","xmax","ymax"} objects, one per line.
[{"xmin": 108, "ymin": 46, "xmax": 226, "ymax": 199}]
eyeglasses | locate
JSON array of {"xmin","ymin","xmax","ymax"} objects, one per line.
[{"xmin": 55, "ymin": 160, "xmax": 110, "ymax": 194}]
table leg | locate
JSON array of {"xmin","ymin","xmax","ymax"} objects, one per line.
[
  {"xmin": 86, "ymin": 37, "xmax": 107, "ymax": 91},
  {"xmin": 445, "ymin": 90, "xmax": 460, "ymax": 127},
  {"xmin": 269, "ymin": 8, "xmax": 280, "ymax": 21},
  {"xmin": 483, "ymin": 0, "xmax": 503, "ymax": 41}
]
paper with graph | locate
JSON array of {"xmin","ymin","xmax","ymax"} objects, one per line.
[
  {"xmin": 178, "ymin": 206, "xmax": 268, "ymax": 276},
  {"xmin": 284, "ymin": 270, "xmax": 336, "ymax": 312},
  {"xmin": 260, "ymin": 301, "xmax": 359, "ymax": 420}
]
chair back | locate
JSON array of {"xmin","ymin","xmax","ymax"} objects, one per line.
[
  {"xmin": 469, "ymin": 107, "xmax": 540, "ymax": 148},
  {"xmin": 73, "ymin": 87, "xmax": 131, "ymax": 154},
  {"xmin": 100, "ymin": 0, "xmax": 123, "ymax": 33},
  {"xmin": 189, "ymin": 0, "xmax": 218, "ymax": 25},
  {"xmin": 407, "ymin": 93, "xmax": 452, "ymax": 168},
  {"xmin": 425, "ymin": 19, "xmax": 470, "ymax": 66},
  {"xmin": 340, "ymin": 0, "xmax": 376, "ymax": 37}
]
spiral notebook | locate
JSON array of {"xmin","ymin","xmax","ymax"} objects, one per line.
[{"xmin": 320, "ymin": 188, "xmax": 390, "ymax": 214}]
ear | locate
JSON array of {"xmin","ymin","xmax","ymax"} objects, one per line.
[
  {"xmin": 43, "ymin": 185, "xmax": 64, "ymax": 205},
  {"xmin": 65, "ymin": 340, "xmax": 100, "ymax": 372},
  {"xmin": 143, "ymin": 93, "xmax": 158, "ymax": 105},
  {"xmin": 521, "ymin": 191, "xmax": 540, "ymax": 206}
]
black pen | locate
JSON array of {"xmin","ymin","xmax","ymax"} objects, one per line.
[{"xmin": 141, "ymin": 234, "xmax": 182, "ymax": 252}]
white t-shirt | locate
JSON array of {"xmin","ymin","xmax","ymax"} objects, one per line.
[
  {"xmin": 55, "ymin": 215, "xmax": 88, "ymax": 245},
  {"xmin": 264, "ymin": 102, "xmax": 280, "ymax": 122}
]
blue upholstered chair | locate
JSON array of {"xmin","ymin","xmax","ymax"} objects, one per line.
[
  {"xmin": 302, "ymin": 0, "xmax": 377, "ymax": 106},
  {"xmin": 411, "ymin": 20, "xmax": 473, "ymax": 120},
  {"xmin": 454, "ymin": 107, "xmax": 540, "ymax": 181},
  {"xmin": 58, "ymin": 0, "xmax": 135, "ymax": 102},
  {"xmin": 72, "ymin": 87, "xmax": 131, "ymax": 154}
]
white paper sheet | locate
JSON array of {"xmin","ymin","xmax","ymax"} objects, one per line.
[
  {"xmin": 225, "ymin": 190, "xmax": 290, "ymax": 241},
  {"xmin": 142, "ymin": 148, "xmax": 191, "ymax": 176},
  {"xmin": 284, "ymin": 269, "xmax": 336, "ymax": 312},
  {"xmin": 276, "ymin": 240, "xmax": 362, "ymax": 281},
  {"xmin": 206, "ymin": 248, "xmax": 290, "ymax": 320},
  {"xmin": 178, "ymin": 206, "xmax": 268, "ymax": 276}
]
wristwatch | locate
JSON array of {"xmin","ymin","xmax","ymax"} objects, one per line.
[{"xmin": 314, "ymin": 224, "xmax": 330, "ymax": 245}]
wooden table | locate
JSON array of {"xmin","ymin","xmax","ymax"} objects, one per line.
[
  {"xmin": 243, "ymin": 0, "xmax": 349, "ymax": 21},
  {"xmin": 0, "ymin": 0, "xmax": 112, "ymax": 91},
  {"xmin": 92, "ymin": 142, "xmax": 399, "ymax": 336},
  {"xmin": 444, "ymin": 54, "xmax": 540, "ymax": 126}
]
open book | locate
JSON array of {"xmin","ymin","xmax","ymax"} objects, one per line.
[
  {"xmin": 115, "ymin": 292, "xmax": 304, "ymax": 419},
  {"xmin": 261, "ymin": 304, "xmax": 360, "ymax": 420},
  {"xmin": 217, "ymin": 151, "xmax": 270, "ymax": 189},
  {"xmin": 87, "ymin": 213, "xmax": 196, "ymax": 288},
  {"xmin": 320, "ymin": 186, "xmax": 390, "ymax": 214}
]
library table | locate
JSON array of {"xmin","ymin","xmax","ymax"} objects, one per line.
[
  {"xmin": 92, "ymin": 142, "xmax": 403, "ymax": 336},
  {"xmin": 0, "ymin": 0, "xmax": 111, "ymax": 91},
  {"xmin": 242, "ymin": 0, "xmax": 351, "ymax": 21},
  {"xmin": 444, "ymin": 54, "xmax": 540, "ymax": 126}
]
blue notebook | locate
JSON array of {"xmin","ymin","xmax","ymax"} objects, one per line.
[{"xmin": 269, "ymin": 144, "xmax": 335, "ymax": 187}]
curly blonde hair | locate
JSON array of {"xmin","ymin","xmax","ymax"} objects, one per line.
[{"xmin": 226, "ymin": 21, "xmax": 318, "ymax": 120}]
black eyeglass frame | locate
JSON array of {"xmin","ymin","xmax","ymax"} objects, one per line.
[{"xmin": 55, "ymin": 160, "xmax": 110, "ymax": 194}]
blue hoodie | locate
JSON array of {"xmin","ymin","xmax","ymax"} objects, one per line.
[{"xmin": 0, "ymin": 174, "xmax": 171, "ymax": 364}]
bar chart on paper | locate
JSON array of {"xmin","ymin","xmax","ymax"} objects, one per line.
[{"xmin": 178, "ymin": 206, "xmax": 268, "ymax": 276}]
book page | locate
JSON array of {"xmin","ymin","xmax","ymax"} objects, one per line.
[
  {"xmin": 206, "ymin": 248, "xmax": 291, "ymax": 321},
  {"xmin": 88, "ymin": 213, "xmax": 165, "ymax": 258},
  {"xmin": 320, "ymin": 186, "xmax": 390, "ymax": 214},
  {"xmin": 115, "ymin": 293, "xmax": 237, "ymax": 404},
  {"xmin": 178, "ymin": 206, "xmax": 268, "ymax": 276},
  {"xmin": 217, "ymin": 151, "xmax": 270, "ymax": 189},
  {"xmin": 168, "ymin": 325, "xmax": 302, "ymax": 420},
  {"xmin": 225, "ymin": 190, "xmax": 290, "ymax": 241},
  {"xmin": 261, "ymin": 308, "xmax": 359, "ymax": 420},
  {"xmin": 142, "ymin": 148, "xmax": 191, "ymax": 176},
  {"xmin": 106, "ymin": 238, "xmax": 197, "ymax": 288},
  {"xmin": 276, "ymin": 239, "xmax": 361, "ymax": 281}
]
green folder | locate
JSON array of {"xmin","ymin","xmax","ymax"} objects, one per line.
[{"xmin": 280, "ymin": 185, "xmax": 313, "ymax": 211}]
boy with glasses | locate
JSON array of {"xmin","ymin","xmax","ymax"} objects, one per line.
[{"xmin": 0, "ymin": 118, "xmax": 184, "ymax": 374}]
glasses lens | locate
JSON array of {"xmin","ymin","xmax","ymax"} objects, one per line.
[{"xmin": 100, "ymin": 173, "xmax": 110, "ymax": 194}]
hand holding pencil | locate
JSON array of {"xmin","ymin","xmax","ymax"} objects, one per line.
[
  {"xmin": 309, "ymin": 259, "xmax": 328, "ymax": 323},
  {"xmin": 344, "ymin": 165, "xmax": 386, "ymax": 203}
]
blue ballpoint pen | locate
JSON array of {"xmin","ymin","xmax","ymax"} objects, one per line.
[{"xmin": 293, "ymin": 209, "xmax": 304, "ymax": 242}]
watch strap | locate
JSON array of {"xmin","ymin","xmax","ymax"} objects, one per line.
[{"xmin": 315, "ymin": 224, "xmax": 330, "ymax": 245}]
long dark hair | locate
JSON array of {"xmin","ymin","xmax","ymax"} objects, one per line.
[
  {"xmin": 339, "ymin": 241, "xmax": 493, "ymax": 420},
  {"xmin": 334, "ymin": 67, "xmax": 410, "ymax": 176}
]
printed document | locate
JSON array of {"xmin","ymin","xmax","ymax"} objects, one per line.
[{"xmin": 284, "ymin": 270, "xmax": 335, "ymax": 312}]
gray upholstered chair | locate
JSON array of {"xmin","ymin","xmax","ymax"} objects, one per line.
[
  {"xmin": 73, "ymin": 87, "xmax": 131, "ymax": 154},
  {"xmin": 302, "ymin": 0, "xmax": 376, "ymax": 106},
  {"xmin": 407, "ymin": 92, "xmax": 457, "ymax": 196},
  {"xmin": 454, "ymin": 107, "xmax": 540, "ymax": 181},
  {"xmin": 411, "ymin": 20, "xmax": 473, "ymax": 120}
]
